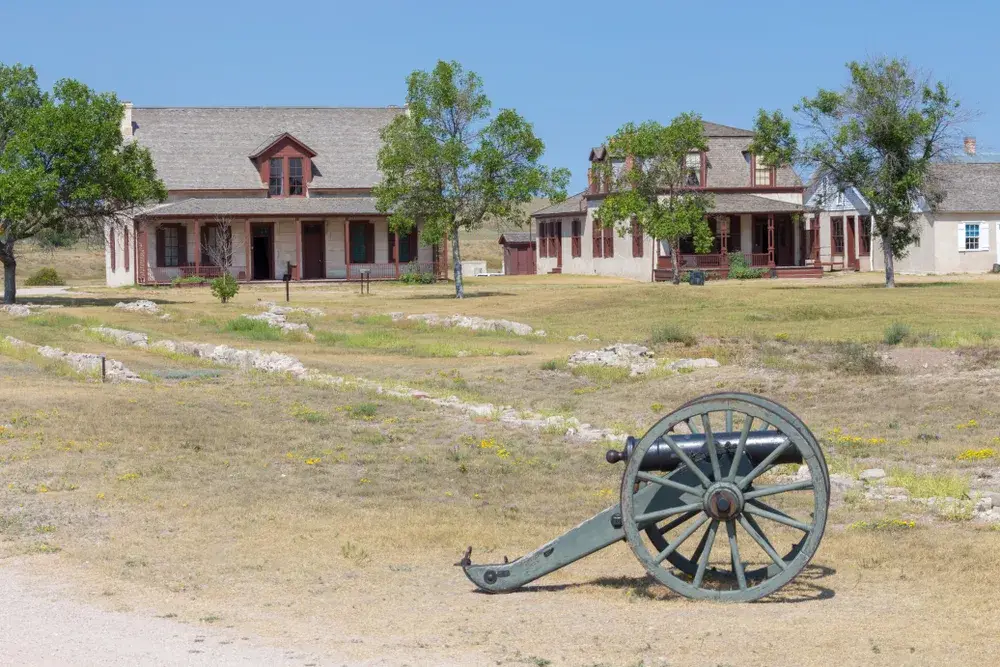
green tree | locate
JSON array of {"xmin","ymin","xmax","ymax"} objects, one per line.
[
  {"xmin": 594, "ymin": 114, "xmax": 714, "ymax": 285},
  {"xmin": 0, "ymin": 63, "xmax": 166, "ymax": 303},
  {"xmin": 373, "ymin": 60, "xmax": 569, "ymax": 298},
  {"xmin": 750, "ymin": 57, "xmax": 962, "ymax": 288}
]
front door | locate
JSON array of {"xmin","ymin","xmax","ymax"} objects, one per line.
[
  {"xmin": 774, "ymin": 216, "xmax": 795, "ymax": 266},
  {"xmin": 251, "ymin": 224, "xmax": 273, "ymax": 280},
  {"xmin": 846, "ymin": 216, "xmax": 858, "ymax": 270},
  {"xmin": 301, "ymin": 222, "xmax": 325, "ymax": 279}
]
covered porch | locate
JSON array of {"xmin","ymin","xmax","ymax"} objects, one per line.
[
  {"xmin": 655, "ymin": 195, "xmax": 821, "ymax": 280},
  {"xmin": 135, "ymin": 215, "xmax": 445, "ymax": 285}
]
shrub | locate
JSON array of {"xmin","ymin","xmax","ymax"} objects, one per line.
[
  {"xmin": 651, "ymin": 324, "xmax": 696, "ymax": 347},
  {"xmin": 831, "ymin": 342, "xmax": 894, "ymax": 375},
  {"xmin": 211, "ymin": 273, "xmax": 239, "ymax": 303},
  {"xmin": 24, "ymin": 267, "xmax": 65, "ymax": 286},
  {"xmin": 540, "ymin": 358, "xmax": 568, "ymax": 371},
  {"xmin": 883, "ymin": 322, "xmax": 910, "ymax": 345},
  {"xmin": 727, "ymin": 254, "xmax": 767, "ymax": 280},
  {"xmin": 171, "ymin": 275, "xmax": 206, "ymax": 286},
  {"xmin": 399, "ymin": 263, "xmax": 435, "ymax": 284}
]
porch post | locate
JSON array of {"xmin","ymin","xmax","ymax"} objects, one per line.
[
  {"xmin": 193, "ymin": 220, "xmax": 201, "ymax": 277},
  {"xmin": 394, "ymin": 229, "xmax": 400, "ymax": 278},
  {"xmin": 767, "ymin": 213, "xmax": 775, "ymax": 268},
  {"xmin": 137, "ymin": 222, "xmax": 149, "ymax": 285},
  {"xmin": 294, "ymin": 218, "xmax": 302, "ymax": 280},
  {"xmin": 719, "ymin": 216, "xmax": 729, "ymax": 260},
  {"xmin": 244, "ymin": 219, "xmax": 252, "ymax": 281},
  {"xmin": 344, "ymin": 219, "xmax": 351, "ymax": 281}
]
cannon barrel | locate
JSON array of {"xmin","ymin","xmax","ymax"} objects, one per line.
[{"xmin": 605, "ymin": 431, "xmax": 801, "ymax": 471}]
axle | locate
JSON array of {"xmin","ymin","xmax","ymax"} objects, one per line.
[{"xmin": 605, "ymin": 431, "xmax": 802, "ymax": 471}]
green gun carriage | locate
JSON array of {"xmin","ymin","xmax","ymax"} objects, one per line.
[{"xmin": 460, "ymin": 393, "xmax": 829, "ymax": 602}]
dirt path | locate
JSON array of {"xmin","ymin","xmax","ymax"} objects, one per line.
[{"xmin": 0, "ymin": 562, "xmax": 333, "ymax": 667}]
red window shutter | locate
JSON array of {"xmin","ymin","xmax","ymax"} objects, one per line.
[
  {"xmin": 631, "ymin": 220, "xmax": 643, "ymax": 258},
  {"xmin": 155, "ymin": 227, "xmax": 166, "ymax": 267},
  {"xmin": 109, "ymin": 229, "xmax": 116, "ymax": 271},
  {"xmin": 124, "ymin": 228, "xmax": 130, "ymax": 271},
  {"xmin": 605, "ymin": 227, "xmax": 614, "ymax": 258},
  {"xmin": 176, "ymin": 225, "xmax": 188, "ymax": 266}
]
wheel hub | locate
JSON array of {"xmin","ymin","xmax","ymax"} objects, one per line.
[{"xmin": 704, "ymin": 483, "xmax": 744, "ymax": 520}]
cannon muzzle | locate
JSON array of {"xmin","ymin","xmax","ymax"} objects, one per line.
[{"xmin": 606, "ymin": 431, "xmax": 801, "ymax": 471}]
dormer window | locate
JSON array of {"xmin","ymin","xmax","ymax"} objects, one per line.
[
  {"xmin": 685, "ymin": 152, "xmax": 704, "ymax": 187},
  {"xmin": 268, "ymin": 158, "xmax": 283, "ymax": 196},
  {"xmin": 752, "ymin": 154, "xmax": 775, "ymax": 187},
  {"xmin": 289, "ymin": 158, "xmax": 303, "ymax": 196}
]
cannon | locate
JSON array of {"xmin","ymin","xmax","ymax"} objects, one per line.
[{"xmin": 459, "ymin": 393, "xmax": 829, "ymax": 602}]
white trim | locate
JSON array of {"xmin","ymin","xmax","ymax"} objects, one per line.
[{"xmin": 958, "ymin": 221, "xmax": 989, "ymax": 252}]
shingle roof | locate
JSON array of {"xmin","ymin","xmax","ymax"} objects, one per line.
[
  {"xmin": 498, "ymin": 231, "xmax": 534, "ymax": 244},
  {"xmin": 707, "ymin": 193, "xmax": 804, "ymax": 214},
  {"xmin": 929, "ymin": 162, "xmax": 1000, "ymax": 212},
  {"xmin": 532, "ymin": 192, "xmax": 587, "ymax": 216},
  {"xmin": 138, "ymin": 196, "xmax": 382, "ymax": 218},
  {"xmin": 131, "ymin": 107, "xmax": 404, "ymax": 190}
]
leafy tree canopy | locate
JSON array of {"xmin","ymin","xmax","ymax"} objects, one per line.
[
  {"xmin": 595, "ymin": 114, "xmax": 714, "ymax": 284},
  {"xmin": 0, "ymin": 63, "xmax": 166, "ymax": 303},
  {"xmin": 750, "ymin": 57, "xmax": 962, "ymax": 287},
  {"xmin": 373, "ymin": 60, "xmax": 569, "ymax": 298}
]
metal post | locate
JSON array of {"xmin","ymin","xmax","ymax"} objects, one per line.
[
  {"xmin": 286, "ymin": 279, "xmax": 290, "ymax": 302},
  {"xmin": 100, "ymin": 354, "xmax": 106, "ymax": 383}
]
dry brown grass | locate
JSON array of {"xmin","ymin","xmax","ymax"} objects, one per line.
[
  {"xmin": 5, "ymin": 241, "xmax": 107, "ymax": 286},
  {"xmin": 2, "ymin": 273, "xmax": 1000, "ymax": 664}
]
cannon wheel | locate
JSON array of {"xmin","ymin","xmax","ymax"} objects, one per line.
[
  {"xmin": 645, "ymin": 393, "xmax": 828, "ymax": 576},
  {"xmin": 621, "ymin": 397, "xmax": 828, "ymax": 602}
]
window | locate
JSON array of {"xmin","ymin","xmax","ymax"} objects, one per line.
[
  {"xmin": 858, "ymin": 216, "xmax": 871, "ymax": 255},
  {"xmin": 685, "ymin": 152, "xmax": 703, "ymax": 187},
  {"xmin": 962, "ymin": 222, "xmax": 988, "ymax": 251},
  {"xmin": 602, "ymin": 226, "xmax": 614, "ymax": 258},
  {"xmin": 571, "ymin": 219, "xmax": 582, "ymax": 258},
  {"xmin": 831, "ymin": 216, "xmax": 845, "ymax": 254},
  {"xmin": 109, "ymin": 229, "xmax": 116, "ymax": 271},
  {"xmin": 593, "ymin": 221, "xmax": 603, "ymax": 258},
  {"xmin": 288, "ymin": 158, "xmax": 303, "ymax": 196},
  {"xmin": 631, "ymin": 219, "xmax": 643, "ymax": 257},
  {"xmin": 389, "ymin": 230, "xmax": 418, "ymax": 263},
  {"xmin": 158, "ymin": 226, "xmax": 182, "ymax": 267},
  {"xmin": 752, "ymin": 154, "xmax": 774, "ymax": 187},
  {"xmin": 124, "ymin": 228, "xmax": 130, "ymax": 271},
  {"xmin": 268, "ymin": 158, "xmax": 283, "ymax": 196}
]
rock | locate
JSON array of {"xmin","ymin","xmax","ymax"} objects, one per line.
[
  {"xmin": 0, "ymin": 304, "xmax": 31, "ymax": 317},
  {"xmin": 829, "ymin": 473, "xmax": 860, "ymax": 493},
  {"xmin": 568, "ymin": 344, "xmax": 657, "ymax": 377},
  {"xmin": 243, "ymin": 309, "xmax": 312, "ymax": 335},
  {"xmin": 859, "ymin": 468, "xmax": 887, "ymax": 482},
  {"xmin": 114, "ymin": 300, "xmax": 160, "ymax": 314},
  {"xmin": 568, "ymin": 334, "xmax": 590, "ymax": 342},
  {"xmin": 791, "ymin": 465, "xmax": 811, "ymax": 482},
  {"xmin": 264, "ymin": 304, "xmax": 325, "ymax": 317},
  {"xmin": 975, "ymin": 495, "xmax": 994, "ymax": 513},
  {"xmin": 534, "ymin": 330, "xmax": 547, "ymax": 337},
  {"xmin": 404, "ymin": 313, "xmax": 538, "ymax": 336},
  {"xmin": 92, "ymin": 327, "xmax": 149, "ymax": 348},
  {"xmin": 389, "ymin": 312, "xmax": 405, "ymax": 321},
  {"xmin": 667, "ymin": 358, "xmax": 721, "ymax": 371}
]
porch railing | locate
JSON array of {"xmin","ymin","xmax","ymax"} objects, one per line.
[
  {"xmin": 657, "ymin": 252, "xmax": 771, "ymax": 271},
  {"xmin": 347, "ymin": 261, "xmax": 441, "ymax": 281}
]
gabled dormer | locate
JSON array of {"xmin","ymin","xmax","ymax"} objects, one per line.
[{"xmin": 250, "ymin": 132, "xmax": 317, "ymax": 197}]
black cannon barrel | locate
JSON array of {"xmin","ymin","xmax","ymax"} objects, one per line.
[{"xmin": 606, "ymin": 431, "xmax": 801, "ymax": 472}]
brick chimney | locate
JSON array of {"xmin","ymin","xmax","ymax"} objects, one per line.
[
  {"xmin": 964, "ymin": 136, "xmax": 976, "ymax": 156},
  {"xmin": 120, "ymin": 101, "xmax": 134, "ymax": 141}
]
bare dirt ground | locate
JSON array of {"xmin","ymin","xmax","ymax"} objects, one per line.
[{"xmin": 3, "ymin": 273, "xmax": 1000, "ymax": 665}]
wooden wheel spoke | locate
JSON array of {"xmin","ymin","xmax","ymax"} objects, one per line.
[
  {"xmin": 701, "ymin": 413, "xmax": 722, "ymax": 481},
  {"xmin": 637, "ymin": 471, "xmax": 704, "ymax": 498},
  {"xmin": 663, "ymin": 434, "xmax": 713, "ymax": 488},
  {"xmin": 727, "ymin": 415, "xmax": 753, "ymax": 481},
  {"xmin": 653, "ymin": 514, "xmax": 710, "ymax": 564},
  {"xmin": 725, "ymin": 410, "xmax": 734, "ymax": 433},
  {"xmin": 726, "ymin": 520, "xmax": 747, "ymax": 590},
  {"xmin": 737, "ymin": 437, "xmax": 791, "ymax": 489},
  {"xmin": 743, "ymin": 479, "xmax": 814, "ymax": 500},
  {"xmin": 687, "ymin": 417, "xmax": 701, "ymax": 434},
  {"xmin": 744, "ymin": 500, "xmax": 812, "ymax": 532},
  {"xmin": 635, "ymin": 501, "xmax": 704, "ymax": 526},
  {"xmin": 656, "ymin": 511, "xmax": 699, "ymax": 536},
  {"xmin": 738, "ymin": 515, "xmax": 787, "ymax": 571},
  {"xmin": 693, "ymin": 520, "xmax": 719, "ymax": 587}
]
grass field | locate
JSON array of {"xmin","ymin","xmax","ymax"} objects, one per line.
[{"xmin": 3, "ymin": 268, "xmax": 1000, "ymax": 665}]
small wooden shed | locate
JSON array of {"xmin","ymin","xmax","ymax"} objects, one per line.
[{"xmin": 499, "ymin": 232, "xmax": 537, "ymax": 275}]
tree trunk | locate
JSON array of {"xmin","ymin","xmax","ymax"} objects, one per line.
[
  {"xmin": 882, "ymin": 226, "xmax": 895, "ymax": 288},
  {"xmin": 451, "ymin": 226, "xmax": 464, "ymax": 299},
  {"xmin": 670, "ymin": 238, "xmax": 681, "ymax": 285},
  {"xmin": 1, "ymin": 239, "xmax": 16, "ymax": 305}
]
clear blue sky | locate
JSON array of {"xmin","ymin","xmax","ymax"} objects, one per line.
[{"xmin": 2, "ymin": 0, "xmax": 996, "ymax": 191}]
